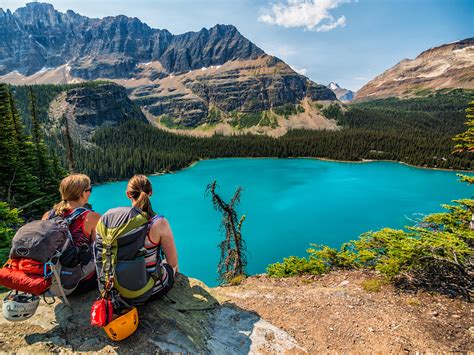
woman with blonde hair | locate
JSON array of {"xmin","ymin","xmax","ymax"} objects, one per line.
[
  {"xmin": 42, "ymin": 173, "xmax": 100, "ymax": 293},
  {"xmin": 94, "ymin": 174, "xmax": 178, "ymax": 304},
  {"xmin": 125, "ymin": 174, "xmax": 178, "ymax": 300}
]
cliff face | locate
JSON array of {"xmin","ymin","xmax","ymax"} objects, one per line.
[
  {"xmin": 129, "ymin": 57, "xmax": 335, "ymax": 128},
  {"xmin": 355, "ymin": 38, "xmax": 474, "ymax": 101},
  {"xmin": 47, "ymin": 83, "xmax": 147, "ymax": 145}
]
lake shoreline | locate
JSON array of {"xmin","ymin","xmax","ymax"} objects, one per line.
[
  {"xmin": 165, "ymin": 156, "xmax": 473, "ymax": 176},
  {"xmin": 93, "ymin": 156, "xmax": 472, "ymax": 185}
]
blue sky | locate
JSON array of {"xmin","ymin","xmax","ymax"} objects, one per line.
[{"xmin": 2, "ymin": 0, "xmax": 473, "ymax": 91}]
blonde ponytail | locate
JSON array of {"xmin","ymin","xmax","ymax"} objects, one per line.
[
  {"xmin": 53, "ymin": 200, "xmax": 70, "ymax": 216},
  {"xmin": 53, "ymin": 174, "xmax": 91, "ymax": 215}
]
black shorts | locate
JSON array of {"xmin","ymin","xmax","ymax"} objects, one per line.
[{"xmin": 147, "ymin": 263, "xmax": 175, "ymax": 302}]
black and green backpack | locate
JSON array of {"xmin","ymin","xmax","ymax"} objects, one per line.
[{"xmin": 94, "ymin": 207, "xmax": 160, "ymax": 305}]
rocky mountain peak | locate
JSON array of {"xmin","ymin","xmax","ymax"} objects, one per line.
[
  {"xmin": 356, "ymin": 37, "xmax": 474, "ymax": 101},
  {"xmin": 14, "ymin": 2, "xmax": 59, "ymax": 25},
  {"xmin": 327, "ymin": 82, "xmax": 354, "ymax": 102},
  {"xmin": 328, "ymin": 82, "xmax": 340, "ymax": 90},
  {"xmin": 0, "ymin": 2, "xmax": 265, "ymax": 77}
]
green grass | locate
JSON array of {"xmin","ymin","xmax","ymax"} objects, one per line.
[
  {"xmin": 259, "ymin": 111, "xmax": 279, "ymax": 128},
  {"xmin": 207, "ymin": 105, "xmax": 223, "ymax": 124},
  {"xmin": 229, "ymin": 275, "xmax": 245, "ymax": 286},
  {"xmin": 229, "ymin": 110, "xmax": 281, "ymax": 129},
  {"xmin": 361, "ymin": 278, "xmax": 387, "ymax": 292}
]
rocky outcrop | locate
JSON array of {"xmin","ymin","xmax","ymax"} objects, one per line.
[
  {"xmin": 0, "ymin": 275, "xmax": 305, "ymax": 353},
  {"xmin": 48, "ymin": 83, "xmax": 148, "ymax": 145},
  {"xmin": 355, "ymin": 37, "xmax": 474, "ymax": 101},
  {"xmin": 129, "ymin": 57, "xmax": 336, "ymax": 127}
]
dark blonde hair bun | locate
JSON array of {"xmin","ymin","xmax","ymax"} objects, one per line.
[{"xmin": 127, "ymin": 175, "xmax": 155, "ymax": 218}]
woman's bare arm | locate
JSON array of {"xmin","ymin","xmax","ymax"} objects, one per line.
[{"xmin": 150, "ymin": 218, "xmax": 178, "ymax": 272}]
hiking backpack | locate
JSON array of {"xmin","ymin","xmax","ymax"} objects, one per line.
[
  {"xmin": 94, "ymin": 206, "xmax": 160, "ymax": 305},
  {"xmin": 0, "ymin": 207, "xmax": 89, "ymax": 304}
]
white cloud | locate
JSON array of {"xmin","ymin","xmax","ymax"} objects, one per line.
[
  {"xmin": 290, "ymin": 65, "xmax": 308, "ymax": 75},
  {"xmin": 258, "ymin": 0, "xmax": 351, "ymax": 32},
  {"xmin": 316, "ymin": 15, "xmax": 346, "ymax": 32}
]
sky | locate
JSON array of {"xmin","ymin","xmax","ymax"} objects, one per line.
[{"xmin": 1, "ymin": 0, "xmax": 473, "ymax": 91}]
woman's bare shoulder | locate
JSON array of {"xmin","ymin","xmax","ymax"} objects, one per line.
[
  {"xmin": 86, "ymin": 211, "xmax": 101, "ymax": 224},
  {"xmin": 152, "ymin": 216, "xmax": 170, "ymax": 230}
]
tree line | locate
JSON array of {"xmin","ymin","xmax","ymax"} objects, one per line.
[
  {"xmin": 73, "ymin": 88, "xmax": 472, "ymax": 182},
  {"xmin": 6, "ymin": 84, "xmax": 474, "ymax": 185}
]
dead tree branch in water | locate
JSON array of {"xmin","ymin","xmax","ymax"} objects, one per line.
[{"xmin": 206, "ymin": 180, "xmax": 247, "ymax": 284}]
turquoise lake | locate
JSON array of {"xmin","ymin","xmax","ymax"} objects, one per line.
[{"xmin": 89, "ymin": 158, "xmax": 472, "ymax": 286}]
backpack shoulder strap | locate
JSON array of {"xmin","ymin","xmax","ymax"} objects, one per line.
[
  {"xmin": 46, "ymin": 209, "xmax": 56, "ymax": 220},
  {"xmin": 147, "ymin": 214, "xmax": 164, "ymax": 233},
  {"xmin": 65, "ymin": 207, "xmax": 90, "ymax": 225}
]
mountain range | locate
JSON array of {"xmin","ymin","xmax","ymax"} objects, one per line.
[
  {"xmin": 0, "ymin": 2, "xmax": 337, "ymax": 135},
  {"xmin": 0, "ymin": 3, "xmax": 472, "ymax": 137}
]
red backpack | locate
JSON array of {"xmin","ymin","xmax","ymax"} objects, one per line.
[{"xmin": 0, "ymin": 208, "xmax": 88, "ymax": 296}]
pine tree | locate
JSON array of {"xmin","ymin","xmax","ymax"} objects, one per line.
[
  {"xmin": 0, "ymin": 84, "xmax": 19, "ymax": 202},
  {"xmin": 62, "ymin": 114, "xmax": 76, "ymax": 173},
  {"xmin": 453, "ymin": 99, "xmax": 474, "ymax": 185},
  {"xmin": 29, "ymin": 87, "xmax": 49, "ymax": 183},
  {"xmin": 6, "ymin": 89, "xmax": 41, "ymax": 208}
]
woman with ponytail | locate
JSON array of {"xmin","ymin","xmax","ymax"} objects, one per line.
[
  {"xmin": 126, "ymin": 174, "xmax": 178, "ymax": 300},
  {"xmin": 42, "ymin": 174, "xmax": 101, "ymax": 292}
]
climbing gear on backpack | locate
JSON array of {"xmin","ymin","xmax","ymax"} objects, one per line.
[
  {"xmin": 2, "ymin": 291, "xmax": 40, "ymax": 322},
  {"xmin": 92, "ymin": 206, "xmax": 162, "ymax": 340},
  {"xmin": 103, "ymin": 307, "xmax": 139, "ymax": 341},
  {"xmin": 94, "ymin": 207, "xmax": 160, "ymax": 305},
  {"xmin": 90, "ymin": 296, "xmax": 114, "ymax": 327},
  {"xmin": 0, "ymin": 207, "xmax": 89, "ymax": 320},
  {"xmin": 90, "ymin": 279, "xmax": 139, "ymax": 340}
]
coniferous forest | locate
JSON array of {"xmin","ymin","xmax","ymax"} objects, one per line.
[
  {"xmin": 0, "ymin": 84, "xmax": 65, "ymax": 262},
  {"xmin": 74, "ymin": 89, "xmax": 473, "ymax": 182},
  {"xmin": 0, "ymin": 82, "xmax": 472, "ymax": 202},
  {"xmin": 3, "ymin": 84, "xmax": 474, "ymax": 185}
]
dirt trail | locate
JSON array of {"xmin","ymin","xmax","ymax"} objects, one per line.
[{"xmin": 216, "ymin": 270, "xmax": 474, "ymax": 353}]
